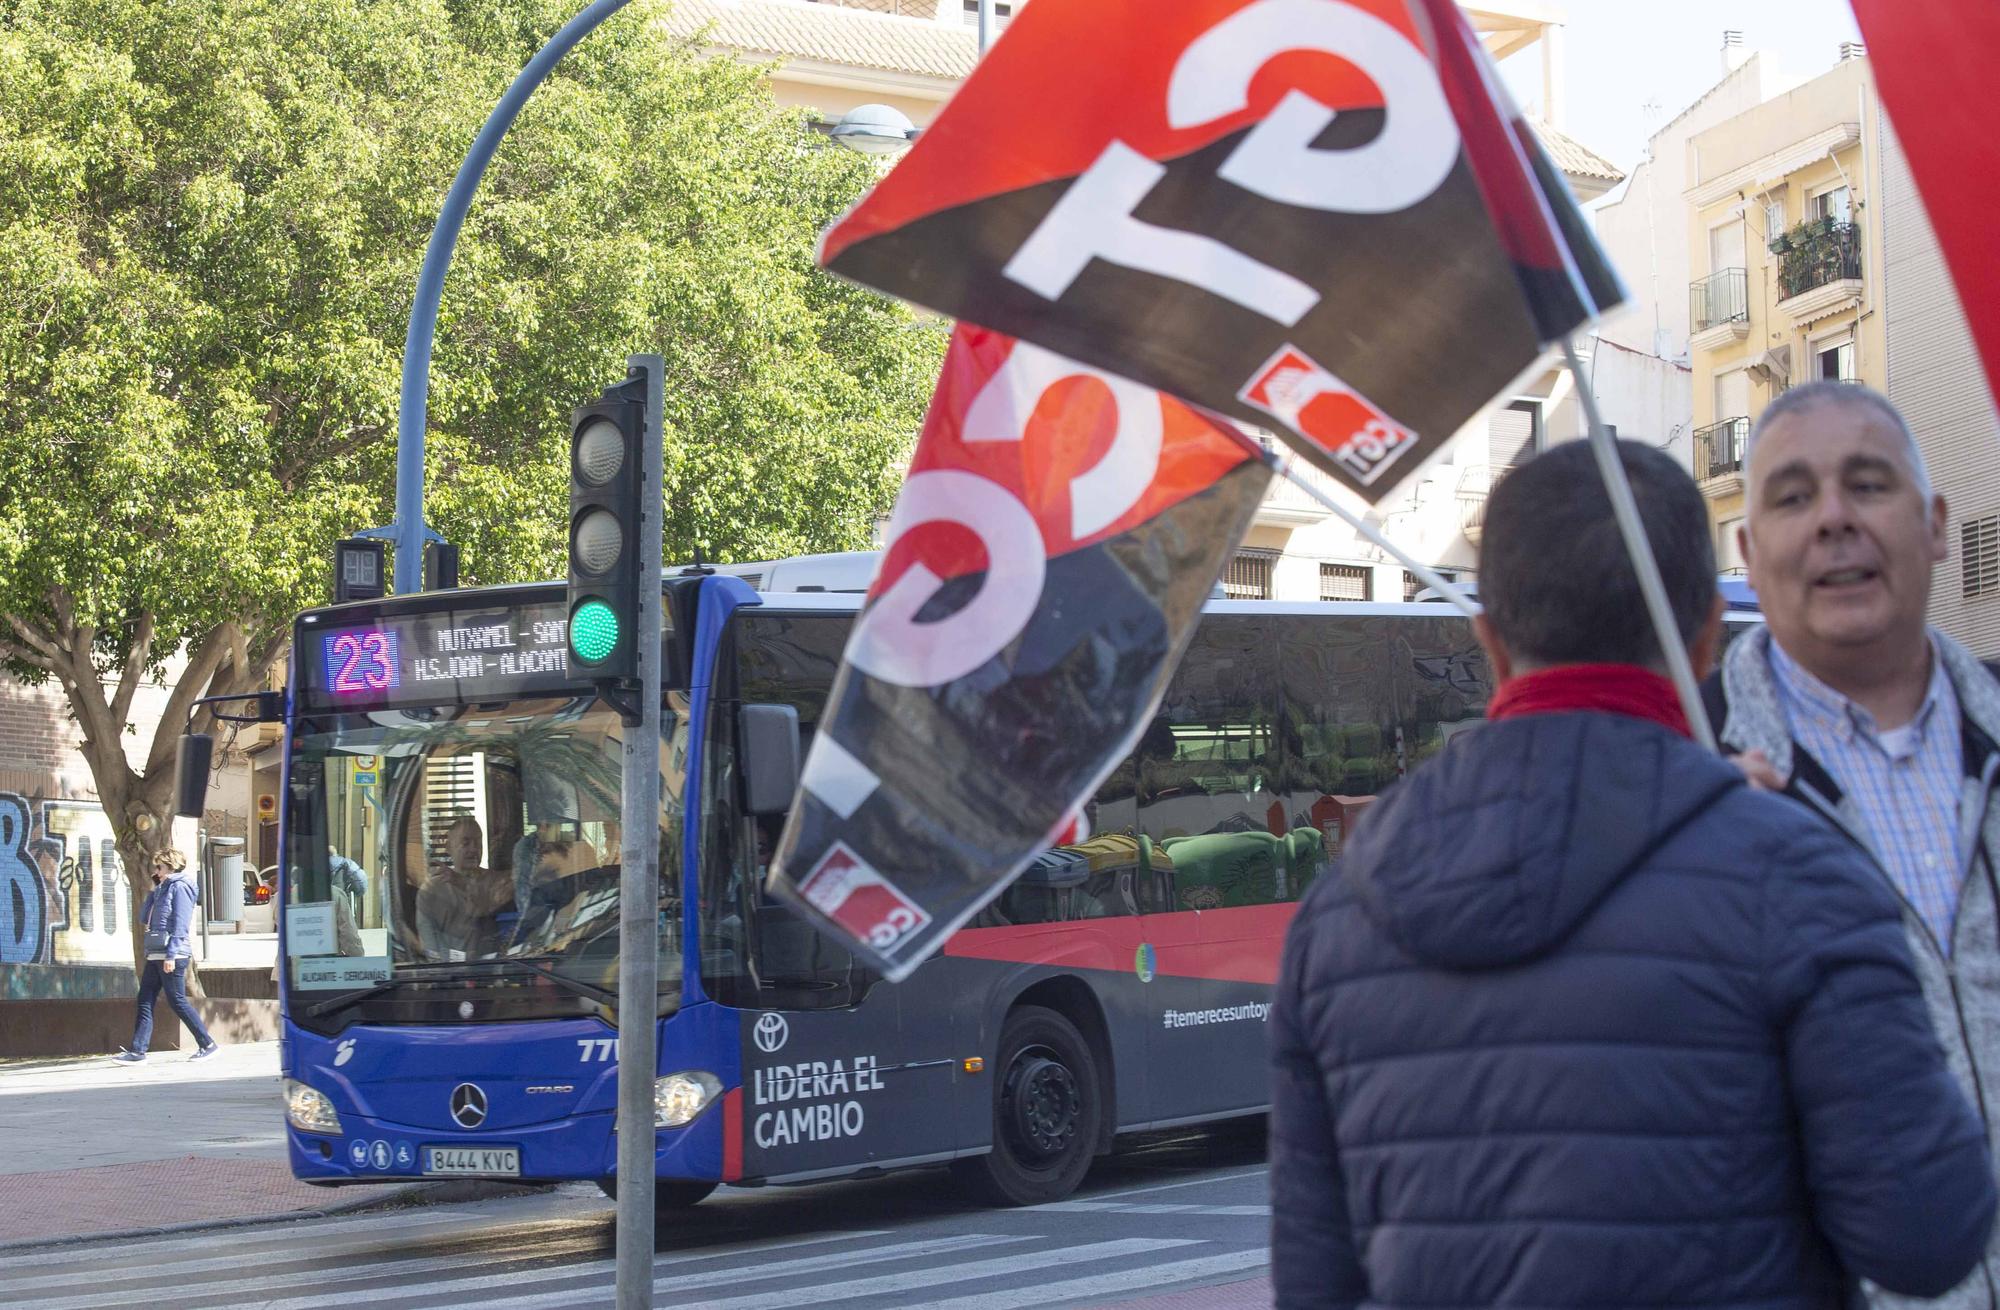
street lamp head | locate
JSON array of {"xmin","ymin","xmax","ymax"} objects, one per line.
[{"xmin": 831, "ymin": 103, "xmax": 920, "ymax": 156}]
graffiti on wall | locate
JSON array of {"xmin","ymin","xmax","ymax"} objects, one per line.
[{"xmin": 0, "ymin": 792, "xmax": 129, "ymax": 966}]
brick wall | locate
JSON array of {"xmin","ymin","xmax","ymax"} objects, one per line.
[{"xmin": 0, "ymin": 677, "xmax": 85, "ymax": 778}]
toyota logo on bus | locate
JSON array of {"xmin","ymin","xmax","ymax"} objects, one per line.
[
  {"xmin": 450, "ymin": 1082, "xmax": 489, "ymax": 1128},
  {"xmin": 753, "ymin": 1014, "xmax": 789, "ymax": 1054}
]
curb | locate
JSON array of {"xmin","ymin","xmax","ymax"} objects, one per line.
[{"xmin": 0, "ymin": 1178, "xmax": 554, "ymax": 1256}]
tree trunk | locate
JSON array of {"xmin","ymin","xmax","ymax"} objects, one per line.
[
  {"xmin": 115, "ymin": 774, "xmax": 182, "ymax": 976},
  {"xmin": 68, "ymin": 732, "xmax": 169, "ymax": 976}
]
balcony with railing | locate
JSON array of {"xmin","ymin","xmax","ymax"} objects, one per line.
[
  {"xmin": 1455, "ymin": 465, "xmax": 1492, "ymax": 542},
  {"xmin": 1689, "ymin": 268, "xmax": 1750, "ymax": 349},
  {"xmin": 1774, "ymin": 220, "xmax": 1863, "ymax": 322},
  {"xmin": 1695, "ymin": 417, "xmax": 1750, "ymax": 498}
]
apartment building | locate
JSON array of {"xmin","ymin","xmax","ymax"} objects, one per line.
[
  {"xmin": 1880, "ymin": 118, "xmax": 2000, "ymax": 656},
  {"xmin": 1684, "ymin": 48, "xmax": 1881, "ymax": 575}
]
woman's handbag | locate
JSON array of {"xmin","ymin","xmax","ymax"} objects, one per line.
[{"xmin": 144, "ymin": 928, "xmax": 170, "ymax": 960}]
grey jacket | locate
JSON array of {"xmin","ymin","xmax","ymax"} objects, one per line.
[{"xmin": 1716, "ymin": 627, "xmax": 2000, "ymax": 1310}]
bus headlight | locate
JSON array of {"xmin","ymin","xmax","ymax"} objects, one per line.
[
  {"xmin": 654, "ymin": 1071, "xmax": 722, "ymax": 1128},
  {"xmin": 284, "ymin": 1079, "xmax": 343, "ymax": 1134}
]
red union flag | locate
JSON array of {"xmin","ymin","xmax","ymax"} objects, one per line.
[
  {"xmin": 818, "ymin": 0, "xmax": 1622, "ymax": 503},
  {"xmin": 766, "ymin": 326, "xmax": 1272, "ymax": 979},
  {"xmin": 1850, "ymin": 0, "xmax": 2000, "ymax": 410}
]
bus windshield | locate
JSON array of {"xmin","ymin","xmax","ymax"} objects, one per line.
[{"xmin": 283, "ymin": 692, "xmax": 688, "ymax": 1029}]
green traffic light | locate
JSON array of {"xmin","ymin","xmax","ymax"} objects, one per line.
[{"xmin": 570, "ymin": 598, "xmax": 620, "ymax": 665}]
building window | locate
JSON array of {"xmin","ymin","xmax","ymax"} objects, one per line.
[
  {"xmin": 1403, "ymin": 569, "xmax": 1456, "ymax": 602},
  {"xmin": 961, "ymin": 0, "xmax": 1012, "ymax": 24},
  {"xmin": 1489, "ymin": 399, "xmax": 1540, "ymax": 472},
  {"xmin": 1715, "ymin": 367, "xmax": 1751, "ymax": 422},
  {"xmin": 1718, "ymin": 517, "xmax": 1746, "ymax": 573},
  {"xmin": 1224, "ymin": 551, "xmax": 1274, "ymax": 600},
  {"xmin": 1811, "ymin": 185, "xmax": 1852, "ymax": 225},
  {"xmin": 1965, "ymin": 517, "xmax": 2000, "ymax": 599},
  {"xmin": 1764, "ymin": 198, "xmax": 1786, "ymax": 243},
  {"xmin": 1817, "ymin": 338, "xmax": 1856, "ymax": 382},
  {"xmin": 1320, "ymin": 564, "xmax": 1372, "ymax": 603}
]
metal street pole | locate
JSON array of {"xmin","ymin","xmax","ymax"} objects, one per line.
[
  {"xmin": 1561, "ymin": 337, "xmax": 1716, "ymax": 751},
  {"xmin": 978, "ymin": 0, "xmax": 994, "ymax": 53},
  {"xmin": 614, "ymin": 353, "xmax": 665, "ymax": 1309}
]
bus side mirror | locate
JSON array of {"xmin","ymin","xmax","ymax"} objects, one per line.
[
  {"xmin": 738, "ymin": 704, "xmax": 800, "ymax": 816},
  {"xmin": 174, "ymin": 734, "xmax": 215, "ymax": 819}
]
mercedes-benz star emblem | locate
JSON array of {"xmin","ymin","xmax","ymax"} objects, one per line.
[
  {"xmin": 753, "ymin": 1013, "xmax": 789, "ymax": 1054},
  {"xmin": 450, "ymin": 1082, "xmax": 488, "ymax": 1128}
]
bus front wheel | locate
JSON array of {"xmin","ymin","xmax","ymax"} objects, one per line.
[
  {"xmin": 955, "ymin": 1005, "xmax": 1101, "ymax": 1206},
  {"xmin": 595, "ymin": 1177, "xmax": 716, "ymax": 1209}
]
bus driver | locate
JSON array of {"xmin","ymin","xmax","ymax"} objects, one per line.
[{"xmin": 416, "ymin": 816, "xmax": 514, "ymax": 959}]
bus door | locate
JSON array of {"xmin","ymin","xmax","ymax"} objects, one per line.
[
  {"xmin": 705, "ymin": 607, "xmax": 962, "ymax": 1180},
  {"xmin": 730, "ymin": 890, "xmax": 954, "ymax": 1180}
]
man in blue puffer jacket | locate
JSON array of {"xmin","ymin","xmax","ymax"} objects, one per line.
[{"xmin": 1270, "ymin": 440, "xmax": 1995, "ymax": 1307}]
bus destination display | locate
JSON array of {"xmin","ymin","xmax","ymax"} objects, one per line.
[{"xmin": 304, "ymin": 602, "xmax": 577, "ymax": 706}]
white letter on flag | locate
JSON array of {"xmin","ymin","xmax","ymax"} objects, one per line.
[{"xmin": 1168, "ymin": 0, "xmax": 1460, "ymax": 214}]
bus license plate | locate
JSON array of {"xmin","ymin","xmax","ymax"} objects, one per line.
[{"xmin": 424, "ymin": 1146, "xmax": 520, "ymax": 1177}]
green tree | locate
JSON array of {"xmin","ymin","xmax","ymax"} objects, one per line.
[{"xmin": 0, "ymin": 0, "xmax": 943, "ymax": 961}]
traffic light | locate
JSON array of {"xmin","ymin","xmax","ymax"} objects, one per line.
[
  {"xmin": 424, "ymin": 541, "xmax": 460, "ymax": 591},
  {"xmin": 567, "ymin": 376, "xmax": 647, "ymax": 682},
  {"xmin": 332, "ymin": 539, "xmax": 387, "ymax": 604}
]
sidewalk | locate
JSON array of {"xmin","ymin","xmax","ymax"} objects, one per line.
[{"xmin": 0, "ymin": 1040, "xmax": 471, "ymax": 1248}]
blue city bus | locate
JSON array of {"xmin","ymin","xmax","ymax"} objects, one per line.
[{"xmin": 273, "ymin": 568, "xmax": 1506, "ymax": 1205}]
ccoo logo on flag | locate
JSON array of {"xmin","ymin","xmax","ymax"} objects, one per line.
[
  {"xmin": 1238, "ymin": 345, "xmax": 1417, "ymax": 487},
  {"xmin": 798, "ymin": 842, "xmax": 932, "ymax": 955}
]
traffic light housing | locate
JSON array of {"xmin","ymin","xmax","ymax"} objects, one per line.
[
  {"xmin": 332, "ymin": 538, "xmax": 387, "ymax": 604},
  {"xmin": 424, "ymin": 540, "xmax": 460, "ymax": 591},
  {"xmin": 567, "ymin": 381, "xmax": 647, "ymax": 682}
]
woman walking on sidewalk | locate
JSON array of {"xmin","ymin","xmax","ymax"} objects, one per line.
[{"xmin": 116, "ymin": 850, "xmax": 220, "ymax": 1063}]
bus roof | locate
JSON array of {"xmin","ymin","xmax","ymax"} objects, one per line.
[{"xmin": 295, "ymin": 552, "xmax": 1762, "ymax": 622}]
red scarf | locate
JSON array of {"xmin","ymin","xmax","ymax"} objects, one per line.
[{"xmin": 1486, "ymin": 663, "xmax": 1692, "ymax": 740}]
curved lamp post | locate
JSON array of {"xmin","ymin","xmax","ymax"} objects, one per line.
[{"xmin": 391, "ymin": 0, "xmax": 634, "ymax": 593}]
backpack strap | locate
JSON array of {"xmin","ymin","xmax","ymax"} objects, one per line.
[{"xmin": 1785, "ymin": 746, "xmax": 1847, "ymax": 811}]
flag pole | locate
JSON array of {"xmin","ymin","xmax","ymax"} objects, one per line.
[
  {"xmin": 1559, "ymin": 337, "xmax": 1717, "ymax": 751},
  {"xmin": 1270, "ymin": 460, "xmax": 1481, "ymax": 622}
]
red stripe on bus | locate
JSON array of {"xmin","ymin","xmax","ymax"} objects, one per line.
[
  {"xmin": 722, "ymin": 1086, "xmax": 743, "ymax": 1181},
  {"xmin": 943, "ymin": 903, "xmax": 1296, "ymax": 985}
]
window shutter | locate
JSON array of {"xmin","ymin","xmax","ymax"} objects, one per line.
[
  {"xmin": 1489, "ymin": 401, "xmax": 1537, "ymax": 471},
  {"xmin": 1964, "ymin": 516, "xmax": 2000, "ymax": 598},
  {"xmin": 1225, "ymin": 551, "xmax": 1275, "ymax": 600},
  {"xmin": 1319, "ymin": 564, "xmax": 1372, "ymax": 602}
]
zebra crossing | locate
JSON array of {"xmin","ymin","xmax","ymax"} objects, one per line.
[{"xmin": 1, "ymin": 1169, "xmax": 1272, "ymax": 1310}]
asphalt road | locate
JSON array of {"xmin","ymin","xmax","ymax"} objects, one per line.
[{"xmin": 2, "ymin": 1121, "xmax": 1273, "ymax": 1310}]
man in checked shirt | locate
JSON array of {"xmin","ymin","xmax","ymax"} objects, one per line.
[{"xmin": 1708, "ymin": 380, "xmax": 2000, "ymax": 1310}]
